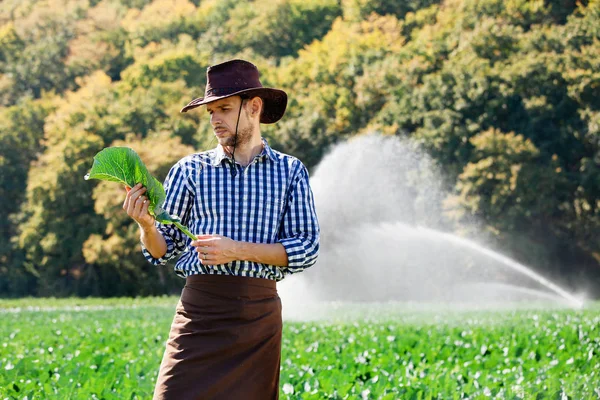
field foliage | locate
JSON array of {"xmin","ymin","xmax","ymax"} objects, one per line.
[{"xmin": 1, "ymin": 298, "xmax": 599, "ymax": 399}]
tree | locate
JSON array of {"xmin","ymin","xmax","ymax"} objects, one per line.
[
  {"xmin": 447, "ymin": 128, "xmax": 566, "ymax": 228},
  {"xmin": 224, "ymin": 0, "xmax": 342, "ymax": 58},
  {"xmin": 121, "ymin": 0, "xmax": 199, "ymax": 47},
  {"xmin": 0, "ymin": 95, "xmax": 54, "ymax": 296},
  {"xmin": 16, "ymin": 71, "xmax": 197, "ymax": 296},
  {"xmin": 120, "ymin": 35, "xmax": 208, "ymax": 89},
  {"xmin": 341, "ymin": 0, "xmax": 442, "ymax": 22},
  {"xmin": 1, "ymin": 0, "xmax": 598, "ymax": 297},
  {"xmin": 270, "ymin": 14, "xmax": 405, "ymax": 166},
  {"xmin": 66, "ymin": 1, "xmax": 134, "ymax": 81}
]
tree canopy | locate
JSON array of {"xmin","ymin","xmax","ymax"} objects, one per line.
[{"xmin": 0, "ymin": 0, "xmax": 598, "ymax": 297}]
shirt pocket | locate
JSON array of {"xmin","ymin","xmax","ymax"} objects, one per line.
[
  {"xmin": 259, "ymin": 196, "xmax": 285, "ymax": 239},
  {"xmin": 262, "ymin": 196, "xmax": 284, "ymax": 216}
]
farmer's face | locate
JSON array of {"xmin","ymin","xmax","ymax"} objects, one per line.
[{"xmin": 206, "ymin": 96, "xmax": 254, "ymax": 147}]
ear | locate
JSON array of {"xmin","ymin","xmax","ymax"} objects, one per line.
[{"xmin": 248, "ymin": 97, "xmax": 263, "ymax": 119}]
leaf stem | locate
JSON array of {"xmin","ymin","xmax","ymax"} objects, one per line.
[{"xmin": 174, "ymin": 222, "xmax": 197, "ymax": 240}]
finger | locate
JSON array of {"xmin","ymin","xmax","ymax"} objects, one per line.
[
  {"xmin": 191, "ymin": 239, "xmax": 215, "ymax": 247},
  {"xmin": 123, "ymin": 191, "xmax": 135, "ymax": 212},
  {"xmin": 127, "ymin": 183, "xmax": 144, "ymax": 197},
  {"xmin": 200, "ymin": 250, "xmax": 213, "ymax": 257},
  {"xmin": 195, "ymin": 234, "xmax": 215, "ymax": 240},
  {"xmin": 124, "ymin": 188, "xmax": 131, "ymax": 209},
  {"xmin": 142, "ymin": 200, "xmax": 150, "ymax": 215},
  {"xmin": 123, "ymin": 187, "xmax": 136, "ymax": 211},
  {"xmin": 126, "ymin": 194, "xmax": 136, "ymax": 215},
  {"xmin": 126, "ymin": 183, "xmax": 141, "ymax": 197},
  {"xmin": 200, "ymin": 256, "xmax": 219, "ymax": 265},
  {"xmin": 203, "ymin": 257, "xmax": 221, "ymax": 265},
  {"xmin": 194, "ymin": 238, "xmax": 218, "ymax": 244},
  {"xmin": 127, "ymin": 193, "xmax": 142, "ymax": 216},
  {"xmin": 129, "ymin": 186, "xmax": 147, "ymax": 200},
  {"xmin": 194, "ymin": 246, "xmax": 212, "ymax": 254},
  {"xmin": 127, "ymin": 187, "xmax": 146, "ymax": 200},
  {"xmin": 132, "ymin": 195, "xmax": 147, "ymax": 216}
]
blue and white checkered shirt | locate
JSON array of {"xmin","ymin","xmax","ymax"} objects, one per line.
[{"xmin": 141, "ymin": 138, "xmax": 320, "ymax": 281}]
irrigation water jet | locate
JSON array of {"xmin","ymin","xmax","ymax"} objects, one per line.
[{"xmin": 278, "ymin": 134, "xmax": 584, "ymax": 316}]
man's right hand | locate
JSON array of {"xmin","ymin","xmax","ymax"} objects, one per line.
[{"xmin": 123, "ymin": 183, "xmax": 155, "ymax": 230}]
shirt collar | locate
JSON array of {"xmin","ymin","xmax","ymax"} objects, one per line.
[{"xmin": 212, "ymin": 137, "xmax": 277, "ymax": 167}]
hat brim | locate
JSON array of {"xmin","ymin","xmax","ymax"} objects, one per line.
[{"xmin": 180, "ymin": 87, "xmax": 287, "ymax": 124}]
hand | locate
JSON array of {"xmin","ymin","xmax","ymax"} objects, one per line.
[
  {"xmin": 191, "ymin": 234, "xmax": 240, "ymax": 265},
  {"xmin": 123, "ymin": 183, "xmax": 155, "ymax": 230}
]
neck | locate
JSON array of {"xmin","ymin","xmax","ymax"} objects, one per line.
[{"xmin": 223, "ymin": 132, "xmax": 263, "ymax": 167}]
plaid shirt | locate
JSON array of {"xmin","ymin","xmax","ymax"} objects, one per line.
[{"xmin": 141, "ymin": 139, "xmax": 320, "ymax": 281}]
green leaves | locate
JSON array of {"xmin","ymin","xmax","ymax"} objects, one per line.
[
  {"xmin": 84, "ymin": 147, "xmax": 196, "ymax": 239},
  {"xmin": 85, "ymin": 147, "xmax": 163, "ymax": 212},
  {"xmin": 1, "ymin": 299, "xmax": 600, "ymax": 398}
]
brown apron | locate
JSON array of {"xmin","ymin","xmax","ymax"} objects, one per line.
[{"xmin": 153, "ymin": 274, "xmax": 282, "ymax": 400}]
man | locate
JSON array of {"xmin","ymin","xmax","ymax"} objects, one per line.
[{"xmin": 123, "ymin": 59, "xmax": 320, "ymax": 399}]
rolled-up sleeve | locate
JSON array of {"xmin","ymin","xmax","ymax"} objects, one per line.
[
  {"xmin": 278, "ymin": 163, "xmax": 320, "ymax": 272},
  {"xmin": 142, "ymin": 160, "xmax": 194, "ymax": 266}
]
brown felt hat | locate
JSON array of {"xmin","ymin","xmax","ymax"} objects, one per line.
[{"xmin": 180, "ymin": 59, "xmax": 288, "ymax": 124}]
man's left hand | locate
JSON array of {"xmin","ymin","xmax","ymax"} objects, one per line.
[{"xmin": 191, "ymin": 234, "xmax": 240, "ymax": 265}]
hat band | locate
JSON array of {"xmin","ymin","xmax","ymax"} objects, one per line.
[{"xmin": 206, "ymin": 86, "xmax": 260, "ymax": 97}]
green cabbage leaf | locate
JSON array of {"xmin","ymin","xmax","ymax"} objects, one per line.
[{"xmin": 84, "ymin": 147, "xmax": 196, "ymax": 239}]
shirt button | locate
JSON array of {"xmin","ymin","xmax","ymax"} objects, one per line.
[{"xmin": 242, "ymin": 224, "xmax": 246, "ymax": 229}]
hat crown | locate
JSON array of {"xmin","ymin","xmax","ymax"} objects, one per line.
[
  {"xmin": 205, "ymin": 60, "xmax": 263, "ymax": 98},
  {"xmin": 180, "ymin": 58, "xmax": 287, "ymax": 123}
]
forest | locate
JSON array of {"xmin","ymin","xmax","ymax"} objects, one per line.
[{"xmin": 0, "ymin": 0, "xmax": 598, "ymax": 297}]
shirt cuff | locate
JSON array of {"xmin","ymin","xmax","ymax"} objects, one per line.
[
  {"xmin": 141, "ymin": 234, "xmax": 176, "ymax": 266},
  {"xmin": 278, "ymin": 237, "xmax": 307, "ymax": 269}
]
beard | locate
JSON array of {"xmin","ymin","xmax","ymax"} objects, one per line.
[{"xmin": 220, "ymin": 121, "xmax": 254, "ymax": 148}]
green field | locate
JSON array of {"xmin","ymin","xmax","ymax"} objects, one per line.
[{"xmin": 1, "ymin": 297, "xmax": 599, "ymax": 399}]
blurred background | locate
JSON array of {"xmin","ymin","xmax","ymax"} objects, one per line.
[{"xmin": 0, "ymin": 0, "xmax": 598, "ymax": 299}]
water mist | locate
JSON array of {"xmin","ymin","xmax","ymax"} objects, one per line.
[{"xmin": 278, "ymin": 134, "xmax": 583, "ymax": 320}]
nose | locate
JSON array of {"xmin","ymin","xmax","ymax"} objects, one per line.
[{"xmin": 210, "ymin": 113, "xmax": 221, "ymax": 126}]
